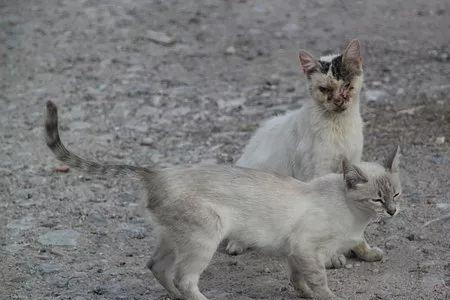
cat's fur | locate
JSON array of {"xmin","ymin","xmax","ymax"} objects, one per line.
[
  {"xmin": 237, "ymin": 39, "xmax": 364, "ymax": 179},
  {"xmin": 229, "ymin": 40, "xmax": 370, "ymax": 263},
  {"xmin": 45, "ymin": 101, "xmax": 402, "ymax": 300}
]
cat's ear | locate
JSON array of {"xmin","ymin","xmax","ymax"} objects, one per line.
[
  {"xmin": 342, "ymin": 157, "xmax": 368, "ymax": 189},
  {"xmin": 299, "ymin": 50, "xmax": 318, "ymax": 76},
  {"xmin": 342, "ymin": 39, "xmax": 362, "ymax": 72},
  {"xmin": 385, "ymin": 146, "xmax": 401, "ymax": 173}
]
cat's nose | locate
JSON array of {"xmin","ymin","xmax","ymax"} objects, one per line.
[
  {"xmin": 387, "ymin": 207, "xmax": 397, "ymax": 216},
  {"xmin": 334, "ymin": 99, "xmax": 344, "ymax": 107}
]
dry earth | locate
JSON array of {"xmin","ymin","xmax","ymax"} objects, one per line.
[{"xmin": 1, "ymin": 0, "xmax": 450, "ymax": 299}]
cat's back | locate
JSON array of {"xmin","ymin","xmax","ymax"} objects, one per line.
[
  {"xmin": 236, "ymin": 108, "xmax": 306, "ymax": 175},
  {"xmin": 156, "ymin": 164, "xmax": 307, "ymax": 203}
]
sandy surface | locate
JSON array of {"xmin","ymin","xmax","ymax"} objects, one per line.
[{"xmin": 1, "ymin": 0, "xmax": 450, "ymax": 299}]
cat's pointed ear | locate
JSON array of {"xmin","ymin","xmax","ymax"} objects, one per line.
[
  {"xmin": 342, "ymin": 157, "xmax": 368, "ymax": 189},
  {"xmin": 299, "ymin": 50, "xmax": 318, "ymax": 76},
  {"xmin": 342, "ymin": 39, "xmax": 362, "ymax": 72},
  {"xmin": 385, "ymin": 146, "xmax": 401, "ymax": 173}
]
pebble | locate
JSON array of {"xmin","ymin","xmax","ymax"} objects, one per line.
[
  {"xmin": 217, "ymin": 97, "xmax": 246, "ymax": 109},
  {"xmin": 345, "ymin": 264, "xmax": 353, "ymax": 269},
  {"xmin": 396, "ymin": 87, "xmax": 405, "ymax": 95},
  {"xmin": 396, "ymin": 105, "xmax": 424, "ymax": 115},
  {"xmin": 38, "ymin": 229, "xmax": 80, "ymax": 246},
  {"xmin": 365, "ymin": 89, "xmax": 388, "ymax": 102},
  {"xmin": 435, "ymin": 136, "xmax": 445, "ymax": 144},
  {"xmin": 225, "ymin": 46, "xmax": 236, "ymax": 55},
  {"xmin": 69, "ymin": 121, "xmax": 91, "ymax": 131},
  {"xmin": 140, "ymin": 137, "xmax": 154, "ymax": 146},
  {"xmin": 436, "ymin": 203, "xmax": 450, "ymax": 210},
  {"xmin": 263, "ymin": 267, "xmax": 271, "ymax": 273},
  {"xmin": 55, "ymin": 165, "xmax": 70, "ymax": 173},
  {"xmin": 120, "ymin": 224, "xmax": 146, "ymax": 239},
  {"xmin": 7, "ymin": 215, "xmax": 35, "ymax": 231},
  {"xmin": 146, "ymin": 30, "xmax": 175, "ymax": 46},
  {"xmin": 38, "ymin": 263, "xmax": 61, "ymax": 275}
]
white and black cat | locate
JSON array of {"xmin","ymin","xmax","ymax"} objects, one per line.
[
  {"xmin": 44, "ymin": 101, "xmax": 402, "ymax": 300},
  {"xmin": 228, "ymin": 40, "xmax": 378, "ymax": 267}
]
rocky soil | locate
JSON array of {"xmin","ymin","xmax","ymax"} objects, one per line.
[{"xmin": 1, "ymin": 0, "xmax": 450, "ymax": 299}]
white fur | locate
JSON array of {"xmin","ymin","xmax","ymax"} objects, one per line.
[{"xmin": 236, "ymin": 99, "xmax": 363, "ymax": 182}]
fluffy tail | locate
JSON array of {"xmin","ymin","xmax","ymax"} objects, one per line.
[{"xmin": 45, "ymin": 100, "xmax": 153, "ymax": 179}]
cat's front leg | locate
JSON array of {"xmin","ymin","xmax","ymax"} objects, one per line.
[
  {"xmin": 324, "ymin": 254, "xmax": 347, "ymax": 269},
  {"xmin": 352, "ymin": 240, "xmax": 383, "ymax": 262},
  {"xmin": 225, "ymin": 240, "xmax": 247, "ymax": 255}
]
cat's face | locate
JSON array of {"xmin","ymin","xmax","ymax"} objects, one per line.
[
  {"xmin": 343, "ymin": 147, "xmax": 402, "ymax": 216},
  {"xmin": 299, "ymin": 40, "xmax": 363, "ymax": 113}
]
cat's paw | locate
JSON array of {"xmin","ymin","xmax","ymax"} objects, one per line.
[
  {"xmin": 225, "ymin": 241, "xmax": 246, "ymax": 255},
  {"xmin": 325, "ymin": 254, "xmax": 346, "ymax": 269},
  {"xmin": 359, "ymin": 246, "xmax": 384, "ymax": 262}
]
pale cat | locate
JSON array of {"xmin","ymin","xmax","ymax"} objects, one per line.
[
  {"xmin": 229, "ymin": 40, "xmax": 378, "ymax": 266},
  {"xmin": 44, "ymin": 101, "xmax": 402, "ymax": 300}
]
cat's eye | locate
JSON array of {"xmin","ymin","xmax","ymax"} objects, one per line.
[
  {"xmin": 394, "ymin": 193, "xmax": 400, "ymax": 198},
  {"xmin": 318, "ymin": 86, "xmax": 329, "ymax": 93},
  {"xmin": 371, "ymin": 199, "xmax": 383, "ymax": 203}
]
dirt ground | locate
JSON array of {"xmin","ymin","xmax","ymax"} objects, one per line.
[{"xmin": 1, "ymin": 0, "xmax": 450, "ymax": 299}]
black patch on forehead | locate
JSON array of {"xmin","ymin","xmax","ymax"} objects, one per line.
[
  {"xmin": 318, "ymin": 61, "xmax": 330, "ymax": 74},
  {"xmin": 331, "ymin": 55, "xmax": 346, "ymax": 80}
]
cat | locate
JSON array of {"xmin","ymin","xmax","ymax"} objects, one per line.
[
  {"xmin": 227, "ymin": 40, "xmax": 374, "ymax": 267},
  {"xmin": 45, "ymin": 101, "xmax": 402, "ymax": 300}
]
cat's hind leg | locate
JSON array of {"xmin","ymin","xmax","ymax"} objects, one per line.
[
  {"xmin": 289, "ymin": 251, "xmax": 342, "ymax": 300},
  {"xmin": 288, "ymin": 257, "xmax": 313, "ymax": 298},
  {"xmin": 173, "ymin": 237, "xmax": 218, "ymax": 300},
  {"xmin": 352, "ymin": 239, "xmax": 383, "ymax": 262},
  {"xmin": 147, "ymin": 231, "xmax": 182, "ymax": 299}
]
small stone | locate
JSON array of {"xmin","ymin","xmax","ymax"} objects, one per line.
[
  {"xmin": 269, "ymin": 74, "xmax": 280, "ymax": 85},
  {"xmin": 92, "ymin": 286, "xmax": 108, "ymax": 295},
  {"xmin": 120, "ymin": 224, "xmax": 146, "ymax": 239},
  {"xmin": 225, "ymin": 46, "xmax": 236, "ymax": 55},
  {"xmin": 69, "ymin": 121, "xmax": 91, "ymax": 131},
  {"xmin": 345, "ymin": 264, "xmax": 353, "ymax": 269},
  {"xmin": 263, "ymin": 267, "xmax": 271, "ymax": 273},
  {"xmin": 7, "ymin": 215, "xmax": 35, "ymax": 231},
  {"xmin": 38, "ymin": 229, "xmax": 80, "ymax": 246},
  {"xmin": 396, "ymin": 88, "xmax": 405, "ymax": 95},
  {"xmin": 146, "ymin": 30, "xmax": 175, "ymax": 46},
  {"xmin": 365, "ymin": 89, "xmax": 388, "ymax": 102},
  {"xmin": 397, "ymin": 105, "xmax": 424, "ymax": 116},
  {"xmin": 355, "ymin": 263, "xmax": 361, "ymax": 267},
  {"xmin": 285, "ymin": 85, "xmax": 295, "ymax": 93},
  {"xmin": 38, "ymin": 263, "xmax": 60, "ymax": 275},
  {"xmin": 385, "ymin": 240, "xmax": 396, "ymax": 250},
  {"xmin": 55, "ymin": 165, "xmax": 70, "ymax": 173},
  {"xmin": 436, "ymin": 203, "xmax": 450, "ymax": 210},
  {"xmin": 140, "ymin": 137, "xmax": 154, "ymax": 146},
  {"xmin": 435, "ymin": 136, "xmax": 445, "ymax": 144}
]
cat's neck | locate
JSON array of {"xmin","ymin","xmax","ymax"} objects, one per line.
[
  {"xmin": 310, "ymin": 96, "xmax": 361, "ymax": 122},
  {"xmin": 309, "ymin": 174, "xmax": 375, "ymax": 229}
]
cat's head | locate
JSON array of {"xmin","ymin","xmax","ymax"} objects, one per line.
[
  {"xmin": 299, "ymin": 39, "xmax": 363, "ymax": 113},
  {"xmin": 342, "ymin": 146, "xmax": 402, "ymax": 216}
]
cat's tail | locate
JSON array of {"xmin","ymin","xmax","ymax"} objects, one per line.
[{"xmin": 45, "ymin": 100, "xmax": 154, "ymax": 179}]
